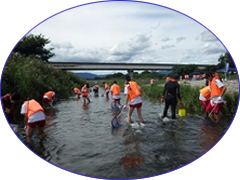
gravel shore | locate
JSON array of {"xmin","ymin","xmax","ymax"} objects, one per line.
[{"xmin": 179, "ymin": 79, "xmax": 239, "ymax": 94}]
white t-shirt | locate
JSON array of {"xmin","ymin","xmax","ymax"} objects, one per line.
[
  {"xmin": 211, "ymin": 79, "xmax": 225, "ymax": 104},
  {"xmin": 124, "ymin": 85, "xmax": 142, "ymax": 105},
  {"xmin": 21, "ymin": 104, "xmax": 46, "ymax": 123},
  {"xmin": 199, "ymin": 93, "xmax": 207, "ymax": 101}
]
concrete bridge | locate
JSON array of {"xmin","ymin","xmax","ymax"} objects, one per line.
[{"xmin": 49, "ymin": 62, "xmax": 209, "ymax": 75}]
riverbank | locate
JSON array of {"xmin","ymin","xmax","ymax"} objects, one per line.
[{"xmin": 179, "ymin": 79, "xmax": 239, "ymax": 94}]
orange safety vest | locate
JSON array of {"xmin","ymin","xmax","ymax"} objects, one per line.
[
  {"xmin": 210, "ymin": 78, "xmax": 224, "ymax": 97},
  {"xmin": 74, "ymin": 88, "xmax": 80, "ymax": 94},
  {"xmin": 126, "ymin": 81, "xmax": 141, "ymax": 101},
  {"xmin": 166, "ymin": 77, "xmax": 171, "ymax": 82},
  {"xmin": 44, "ymin": 91, "xmax": 54, "ymax": 100},
  {"xmin": 150, "ymin": 79, "xmax": 155, "ymax": 84},
  {"xmin": 24, "ymin": 99, "xmax": 44, "ymax": 120},
  {"xmin": 81, "ymin": 85, "xmax": 89, "ymax": 96},
  {"xmin": 105, "ymin": 83, "xmax": 110, "ymax": 90},
  {"xmin": 199, "ymin": 86, "xmax": 211, "ymax": 100},
  {"xmin": 111, "ymin": 84, "xmax": 120, "ymax": 95}
]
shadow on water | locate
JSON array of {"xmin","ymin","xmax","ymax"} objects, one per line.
[{"xmin": 16, "ymin": 90, "xmax": 233, "ymax": 179}]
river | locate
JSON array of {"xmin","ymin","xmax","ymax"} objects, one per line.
[{"xmin": 16, "ymin": 88, "xmax": 232, "ymax": 179}]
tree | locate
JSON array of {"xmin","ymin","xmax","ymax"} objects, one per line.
[
  {"xmin": 13, "ymin": 34, "xmax": 54, "ymax": 62},
  {"xmin": 172, "ymin": 64, "xmax": 200, "ymax": 76},
  {"xmin": 217, "ymin": 52, "xmax": 234, "ymax": 69}
]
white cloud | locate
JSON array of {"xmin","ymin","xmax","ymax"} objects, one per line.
[
  {"xmin": 201, "ymin": 30, "xmax": 219, "ymax": 42},
  {"xmin": 176, "ymin": 36, "xmax": 186, "ymax": 43},
  {"xmin": 107, "ymin": 32, "xmax": 152, "ymax": 62},
  {"xmin": 29, "ymin": 1, "xmax": 227, "ymax": 65}
]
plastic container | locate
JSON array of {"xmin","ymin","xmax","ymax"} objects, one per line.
[{"xmin": 178, "ymin": 108, "xmax": 186, "ymax": 117}]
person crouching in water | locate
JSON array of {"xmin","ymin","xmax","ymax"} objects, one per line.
[
  {"xmin": 110, "ymin": 80, "xmax": 122, "ymax": 108},
  {"xmin": 42, "ymin": 90, "xmax": 55, "ymax": 108},
  {"xmin": 81, "ymin": 84, "xmax": 91, "ymax": 104},
  {"xmin": 103, "ymin": 81, "xmax": 110, "ymax": 98},
  {"xmin": 161, "ymin": 74, "xmax": 182, "ymax": 119},
  {"xmin": 199, "ymin": 86, "xmax": 211, "ymax": 119},
  {"xmin": 93, "ymin": 82, "xmax": 99, "ymax": 97},
  {"xmin": 73, "ymin": 87, "xmax": 81, "ymax": 99},
  {"xmin": 206, "ymin": 73, "xmax": 226, "ymax": 123},
  {"xmin": 199, "ymin": 73, "xmax": 211, "ymax": 119},
  {"xmin": 2, "ymin": 92, "xmax": 21, "ymax": 124},
  {"xmin": 20, "ymin": 99, "xmax": 46, "ymax": 146},
  {"xmin": 123, "ymin": 75, "xmax": 144, "ymax": 125}
]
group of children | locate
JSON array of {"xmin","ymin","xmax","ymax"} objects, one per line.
[
  {"xmin": 2, "ymin": 90, "xmax": 55, "ymax": 146},
  {"xmin": 2, "ymin": 70, "xmax": 227, "ymax": 146},
  {"xmin": 199, "ymin": 70, "xmax": 227, "ymax": 123},
  {"xmin": 72, "ymin": 75, "xmax": 144, "ymax": 125}
]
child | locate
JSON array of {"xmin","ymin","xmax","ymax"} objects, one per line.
[{"xmin": 21, "ymin": 99, "xmax": 46, "ymax": 146}]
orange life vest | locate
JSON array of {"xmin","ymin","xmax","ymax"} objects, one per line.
[
  {"xmin": 126, "ymin": 81, "xmax": 141, "ymax": 101},
  {"xmin": 210, "ymin": 78, "xmax": 224, "ymax": 97},
  {"xmin": 105, "ymin": 83, "xmax": 110, "ymax": 90},
  {"xmin": 44, "ymin": 91, "xmax": 54, "ymax": 100},
  {"xmin": 81, "ymin": 85, "xmax": 89, "ymax": 96},
  {"xmin": 199, "ymin": 86, "xmax": 211, "ymax": 100},
  {"xmin": 150, "ymin": 79, "xmax": 155, "ymax": 84},
  {"xmin": 166, "ymin": 77, "xmax": 171, "ymax": 82},
  {"xmin": 24, "ymin": 99, "xmax": 44, "ymax": 120},
  {"xmin": 111, "ymin": 84, "xmax": 120, "ymax": 95},
  {"xmin": 74, "ymin": 88, "xmax": 80, "ymax": 94}
]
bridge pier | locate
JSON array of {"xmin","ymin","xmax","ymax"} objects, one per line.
[{"xmin": 127, "ymin": 69, "xmax": 134, "ymax": 78}]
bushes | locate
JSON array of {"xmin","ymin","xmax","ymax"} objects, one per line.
[
  {"xmin": 140, "ymin": 81, "xmax": 238, "ymax": 117},
  {"xmin": 1, "ymin": 54, "xmax": 86, "ymax": 102}
]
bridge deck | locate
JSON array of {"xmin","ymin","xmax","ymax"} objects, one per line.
[{"xmin": 49, "ymin": 62, "xmax": 209, "ymax": 71}]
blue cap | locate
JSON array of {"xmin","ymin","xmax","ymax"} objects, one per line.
[{"xmin": 172, "ymin": 74, "xmax": 179, "ymax": 79}]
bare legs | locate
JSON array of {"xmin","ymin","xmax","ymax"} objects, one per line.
[
  {"xmin": 127, "ymin": 107, "xmax": 144, "ymax": 124},
  {"xmin": 26, "ymin": 126, "xmax": 46, "ymax": 146}
]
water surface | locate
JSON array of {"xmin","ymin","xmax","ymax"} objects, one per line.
[{"xmin": 17, "ymin": 89, "xmax": 232, "ymax": 179}]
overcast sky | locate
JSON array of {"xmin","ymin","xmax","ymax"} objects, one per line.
[{"xmin": 29, "ymin": 1, "xmax": 226, "ymax": 73}]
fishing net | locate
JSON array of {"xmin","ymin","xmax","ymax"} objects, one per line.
[{"xmin": 111, "ymin": 116, "xmax": 121, "ymax": 128}]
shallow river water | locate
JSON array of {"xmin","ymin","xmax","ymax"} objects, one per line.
[{"xmin": 16, "ymin": 89, "xmax": 232, "ymax": 179}]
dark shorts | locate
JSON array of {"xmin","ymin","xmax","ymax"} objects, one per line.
[
  {"xmin": 27, "ymin": 120, "xmax": 46, "ymax": 128},
  {"xmin": 129, "ymin": 103, "xmax": 142, "ymax": 108}
]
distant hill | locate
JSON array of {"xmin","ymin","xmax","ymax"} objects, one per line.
[{"xmin": 75, "ymin": 72, "xmax": 107, "ymax": 79}]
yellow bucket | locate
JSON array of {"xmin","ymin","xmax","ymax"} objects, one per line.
[{"xmin": 178, "ymin": 108, "xmax": 186, "ymax": 117}]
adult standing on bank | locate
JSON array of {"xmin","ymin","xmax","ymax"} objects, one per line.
[
  {"xmin": 161, "ymin": 74, "xmax": 182, "ymax": 119},
  {"xmin": 123, "ymin": 75, "xmax": 144, "ymax": 125}
]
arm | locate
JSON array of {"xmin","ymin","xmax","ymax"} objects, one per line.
[
  {"xmin": 177, "ymin": 84, "xmax": 183, "ymax": 105},
  {"xmin": 160, "ymin": 83, "xmax": 167, "ymax": 102}
]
